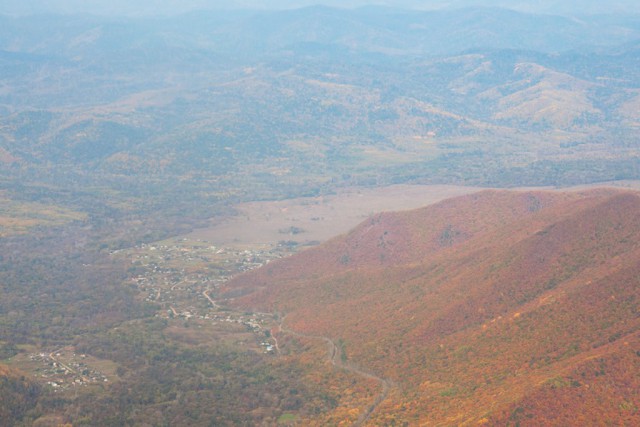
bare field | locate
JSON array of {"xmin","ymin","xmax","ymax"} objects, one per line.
[
  {"xmin": 0, "ymin": 196, "xmax": 87, "ymax": 237},
  {"xmin": 188, "ymin": 185, "xmax": 487, "ymax": 247},
  {"xmin": 164, "ymin": 321, "xmax": 263, "ymax": 351},
  {"xmin": 188, "ymin": 181, "xmax": 640, "ymax": 248}
]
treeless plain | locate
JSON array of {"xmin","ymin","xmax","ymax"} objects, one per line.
[
  {"xmin": 188, "ymin": 185, "xmax": 486, "ymax": 246},
  {"xmin": 188, "ymin": 181, "xmax": 640, "ymax": 247}
]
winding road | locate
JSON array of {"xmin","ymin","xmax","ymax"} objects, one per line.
[
  {"xmin": 201, "ymin": 294, "xmax": 392, "ymax": 425},
  {"xmin": 277, "ymin": 317, "xmax": 393, "ymax": 426}
]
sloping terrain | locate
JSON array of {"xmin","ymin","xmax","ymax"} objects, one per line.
[
  {"xmin": 224, "ymin": 189, "xmax": 640, "ymax": 424},
  {"xmin": 0, "ymin": 363, "xmax": 40, "ymax": 424},
  {"xmin": 2, "ymin": 5, "xmax": 640, "ymax": 426}
]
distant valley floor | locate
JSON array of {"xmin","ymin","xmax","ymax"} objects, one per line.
[{"xmin": 188, "ymin": 181, "xmax": 640, "ymax": 248}]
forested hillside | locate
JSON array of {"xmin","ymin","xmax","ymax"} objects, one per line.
[
  {"xmin": 225, "ymin": 189, "xmax": 640, "ymax": 425},
  {"xmin": 2, "ymin": 3, "xmax": 640, "ymax": 425}
]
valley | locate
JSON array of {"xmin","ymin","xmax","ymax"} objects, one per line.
[
  {"xmin": 188, "ymin": 184, "xmax": 485, "ymax": 246},
  {"xmin": 1, "ymin": 2, "xmax": 640, "ymax": 425},
  {"xmin": 3, "ymin": 181, "xmax": 640, "ymax": 425}
]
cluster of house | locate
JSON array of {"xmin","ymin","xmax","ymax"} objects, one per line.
[{"xmin": 29, "ymin": 350, "xmax": 109, "ymax": 392}]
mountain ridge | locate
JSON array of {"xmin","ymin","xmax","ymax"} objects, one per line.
[
  {"xmin": 223, "ymin": 188, "xmax": 640, "ymax": 424},
  {"xmin": 3, "ymin": 7, "xmax": 640, "ymax": 197}
]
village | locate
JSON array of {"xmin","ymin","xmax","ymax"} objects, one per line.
[
  {"xmin": 5, "ymin": 345, "xmax": 118, "ymax": 394},
  {"xmin": 113, "ymin": 237, "xmax": 296, "ymax": 354},
  {"xmin": 7, "ymin": 237, "xmax": 296, "ymax": 394}
]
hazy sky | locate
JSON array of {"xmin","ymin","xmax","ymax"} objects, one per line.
[
  {"xmin": 2, "ymin": 0, "xmax": 360, "ymax": 16},
  {"xmin": 0, "ymin": 0, "xmax": 638, "ymax": 16},
  {"xmin": 3, "ymin": 1, "xmax": 402, "ymax": 16}
]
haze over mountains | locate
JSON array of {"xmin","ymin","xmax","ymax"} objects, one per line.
[
  {"xmin": 2, "ymin": 0, "xmax": 639, "ymax": 16},
  {"xmin": 2, "ymin": 4, "xmax": 640, "ymax": 217},
  {"xmin": 1, "ymin": 2, "xmax": 640, "ymax": 425}
]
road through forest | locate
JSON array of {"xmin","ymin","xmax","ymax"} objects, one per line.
[{"xmin": 277, "ymin": 317, "xmax": 393, "ymax": 426}]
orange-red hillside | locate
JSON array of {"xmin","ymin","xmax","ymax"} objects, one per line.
[
  {"xmin": 223, "ymin": 190, "xmax": 585, "ymax": 302},
  {"xmin": 222, "ymin": 189, "xmax": 640, "ymax": 425}
]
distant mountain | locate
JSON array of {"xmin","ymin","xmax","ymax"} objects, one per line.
[
  {"xmin": 224, "ymin": 189, "xmax": 640, "ymax": 425},
  {"xmin": 2, "ymin": 7, "xmax": 639, "ymax": 57},
  {"xmin": 445, "ymin": 0, "xmax": 640, "ymax": 15},
  {"xmin": 2, "ymin": 5, "xmax": 640, "ymax": 425},
  {"xmin": 2, "ymin": 6, "xmax": 640, "ymax": 214},
  {"xmin": 2, "ymin": 0, "xmax": 640, "ymax": 17}
]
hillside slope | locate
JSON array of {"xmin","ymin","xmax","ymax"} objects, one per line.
[
  {"xmin": 223, "ymin": 189, "xmax": 640, "ymax": 425},
  {"xmin": 0, "ymin": 363, "xmax": 40, "ymax": 424}
]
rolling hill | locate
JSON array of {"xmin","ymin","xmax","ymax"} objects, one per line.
[
  {"xmin": 223, "ymin": 189, "xmax": 640, "ymax": 425},
  {"xmin": 1, "ymin": 7, "xmax": 640, "ymax": 214}
]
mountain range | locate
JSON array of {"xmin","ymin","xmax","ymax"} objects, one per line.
[
  {"xmin": 2, "ymin": 1, "xmax": 640, "ymax": 16},
  {"xmin": 2, "ymin": 4, "xmax": 640, "ymax": 425},
  {"xmin": 2, "ymin": 6, "xmax": 640, "ymax": 211}
]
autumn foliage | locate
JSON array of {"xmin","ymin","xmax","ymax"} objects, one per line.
[
  {"xmin": 224, "ymin": 189, "xmax": 640, "ymax": 425},
  {"xmin": 0, "ymin": 363, "xmax": 40, "ymax": 424}
]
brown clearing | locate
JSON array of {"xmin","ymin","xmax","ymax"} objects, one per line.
[
  {"xmin": 188, "ymin": 184, "xmax": 487, "ymax": 246},
  {"xmin": 188, "ymin": 181, "xmax": 640, "ymax": 248}
]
